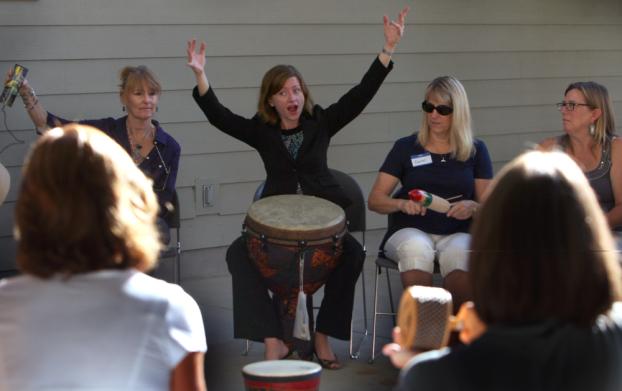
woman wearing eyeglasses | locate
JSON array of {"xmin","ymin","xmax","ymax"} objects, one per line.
[
  {"xmin": 368, "ymin": 76, "xmax": 492, "ymax": 313},
  {"xmin": 8, "ymin": 65, "xmax": 180, "ymax": 243},
  {"xmin": 539, "ymin": 81, "xmax": 622, "ymax": 235}
]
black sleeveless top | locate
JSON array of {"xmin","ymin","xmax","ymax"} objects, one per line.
[{"xmin": 558, "ymin": 135, "xmax": 619, "ymax": 230}]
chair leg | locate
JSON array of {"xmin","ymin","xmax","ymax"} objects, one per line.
[
  {"xmin": 349, "ymin": 266, "xmax": 368, "ymax": 359},
  {"xmin": 173, "ymin": 248, "xmax": 181, "ymax": 285},
  {"xmin": 242, "ymin": 339, "xmax": 251, "ymax": 356},
  {"xmin": 369, "ymin": 265, "xmax": 381, "ymax": 364},
  {"xmin": 361, "ymin": 237, "xmax": 369, "ymax": 332},
  {"xmin": 386, "ymin": 268, "xmax": 396, "ymax": 325},
  {"xmin": 173, "ymin": 227, "xmax": 181, "ymax": 285}
]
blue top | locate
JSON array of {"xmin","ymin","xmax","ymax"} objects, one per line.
[
  {"xmin": 46, "ymin": 113, "xmax": 180, "ymax": 219},
  {"xmin": 379, "ymin": 133, "xmax": 493, "ymax": 241}
]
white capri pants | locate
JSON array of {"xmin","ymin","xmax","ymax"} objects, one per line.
[{"xmin": 384, "ymin": 227, "xmax": 470, "ymax": 277}]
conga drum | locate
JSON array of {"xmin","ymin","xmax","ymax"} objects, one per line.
[
  {"xmin": 242, "ymin": 360, "xmax": 322, "ymax": 391},
  {"xmin": 244, "ymin": 195, "xmax": 347, "ymax": 352}
]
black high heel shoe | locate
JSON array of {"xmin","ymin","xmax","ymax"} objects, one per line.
[
  {"xmin": 314, "ymin": 351, "xmax": 342, "ymax": 370},
  {"xmin": 279, "ymin": 347, "xmax": 294, "ymax": 360}
]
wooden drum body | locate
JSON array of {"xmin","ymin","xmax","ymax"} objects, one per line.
[
  {"xmin": 243, "ymin": 195, "xmax": 346, "ymax": 346},
  {"xmin": 397, "ymin": 286, "xmax": 454, "ymax": 351}
]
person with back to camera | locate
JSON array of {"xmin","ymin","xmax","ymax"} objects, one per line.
[
  {"xmin": 384, "ymin": 150, "xmax": 622, "ymax": 391},
  {"xmin": 0, "ymin": 124, "xmax": 207, "ymax": 390},
  {"xmin": 186, "ymin": 6, "xmax": 409, "ymax": 366},
  {"xmin": 367, "ymin": 76, "xmax": 493, "ymax": 313},
  {"xmin": 6, "ymin": 65, "xmax": 180, "ymax": 243},
  {"xmin": 539, "ymin": 81, "xmax": 622, "ymax": 244}
]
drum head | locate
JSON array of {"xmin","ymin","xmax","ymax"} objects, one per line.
[
  {"xmin": 246, "ymin": 195, "xmax": 345, "ymax": 241},
  {"xmin": 242, "ymin": 359, "xmax": 321, "ymax": 378}
]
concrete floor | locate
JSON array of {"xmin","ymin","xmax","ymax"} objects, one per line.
[{"xmin": 156, "ymin": 230, "xmax": 405, "ymax": 391}]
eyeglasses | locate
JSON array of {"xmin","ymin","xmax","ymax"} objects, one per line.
[
  {"xmin": 421, "ymin": 101, "xmax": 453, "ymax": 116},
  {"xmin": 152, "ymin": 142, "xmax": 170, "ymax": 192},
  {"xmin": 556, "ymin": 102, "xmax": 592, "ymax": 112}
]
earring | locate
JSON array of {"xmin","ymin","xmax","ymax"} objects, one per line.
[
  {"xmin": 122, "ymin": 106, "xmax": 126, "ymax": 112},
  {"xmin": 589, "ymin": 123, "xmax": 595, "ymax": 136}
]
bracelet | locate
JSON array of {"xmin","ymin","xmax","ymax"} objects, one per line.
[
  {"xmin": 381, "ymin": 47, "xmax": 394, "ymax": 56},
  {"xmin": 20, "ymin": 87, "xmax": 36, "ymax": 101},
  {"xmin": 24, "ymin": 97, "xmax": 39, "ymax": 111}
]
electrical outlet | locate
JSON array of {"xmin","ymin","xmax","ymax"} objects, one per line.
[{"xmin": 194, "ymin": 178, "xmax": 220, "ymax": 215}]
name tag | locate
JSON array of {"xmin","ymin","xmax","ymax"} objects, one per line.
[{"xmin": 411, "ymin": 153, "xmax": 432, "ymax": 167}]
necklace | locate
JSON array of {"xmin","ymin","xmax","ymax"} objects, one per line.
[{"xmin": 126, "ymin": 120, "xmax": 154, "ymax": 164}]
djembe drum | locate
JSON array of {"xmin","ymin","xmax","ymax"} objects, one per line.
[
  {"xmin": 243, "ymin": 195, "xmax": 347, "ymax": 353},
  {"xmin": 242, "ymin": 360, "xmax": 322, "ymax": 391}
]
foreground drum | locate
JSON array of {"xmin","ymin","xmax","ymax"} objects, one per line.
[
  {"xmin": 244, "ymin": 195, "xmax": 347, "ymax": 350},
  {"xmin": 242, "ymin": 360, "xmax": 322, "ymax": 391},
  {"xmin": 397, "ymin": 286, "xmax": 457, "ymax": 350}
]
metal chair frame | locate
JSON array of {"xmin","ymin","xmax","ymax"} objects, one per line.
[
  {"xmin": 368, "ymin": 212, "xmax": 441, "ymax": 363},
  {"xmin": 160, "ymin": 190, "xmax": 181, "ymax": 284},
  {"xmin": 369, "ymin": 252, "xmax": 399, "ymax": 363}
]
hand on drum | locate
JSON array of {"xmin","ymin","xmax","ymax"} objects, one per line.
[{"xmin": 398, "ymin": 199, "xmax": 427, "ymax": 216}]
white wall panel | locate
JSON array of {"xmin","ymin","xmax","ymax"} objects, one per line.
[{"xmin": 1, "ymin": 0, "xmax": 622, "ymax": 262}]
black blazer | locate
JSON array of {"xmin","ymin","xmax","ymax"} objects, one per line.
[{"xmin": 193, "ymin": 57, "xmax": 392, "ymax": 210}]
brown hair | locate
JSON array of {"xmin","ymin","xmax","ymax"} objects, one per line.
[
  {"xmin": 564, "ymin": 81, "xmax": 616, "ymax": 146},
  {"xmin": 15, "ymin": 124, "xmax": 162, "ymax": 278},
  {"xmin": 257, "ymin": 64, "xmax": 314, "ymax": 125},
  {"xmin": 469, "ymin": 150, "xmax": 622, "ymax": 326},
  {"xmin": 119, "ymin": 65, "xmax": 162, "ymax": 96}
]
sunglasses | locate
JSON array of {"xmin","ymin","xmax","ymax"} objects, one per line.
[{"xmin": 421, "ymin": 101, "xmax": 453, "ymax": 116}]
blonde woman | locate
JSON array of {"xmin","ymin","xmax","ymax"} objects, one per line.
[
  {"xmin": 6, "ymin": 65, "xmax": 180, "ymax": 243},
  {"xmin": 368, "ymin": 76, "xmax": 492, "ymax": 311}
]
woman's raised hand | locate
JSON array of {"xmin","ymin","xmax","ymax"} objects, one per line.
[
  {"xmin": 186, "ymin": 39, "xmax": 210, "ymax": 95},
  {"xmin": 383, "ymin": 6, "xmax": 409, "ymax": 51},
  {"xmin": 186, "ymin": 39, "xmax": 207, "ymax": 76}
]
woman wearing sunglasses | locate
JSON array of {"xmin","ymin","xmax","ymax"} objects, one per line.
[
  {"xmin": 7, "ymin": 65, "xmax": 180, "ymax": 243},
  {"xmin": 368, "ymin": 76, "xmax": 492, "ymax": 314},
  {"xmin": 539, "ymin": 82, "xmax": 622, "ymax": 237}
]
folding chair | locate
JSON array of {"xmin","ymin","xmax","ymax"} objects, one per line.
[{"xmin": 159, "ymin": 190, "xmax": 181, "ymax": 284}]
